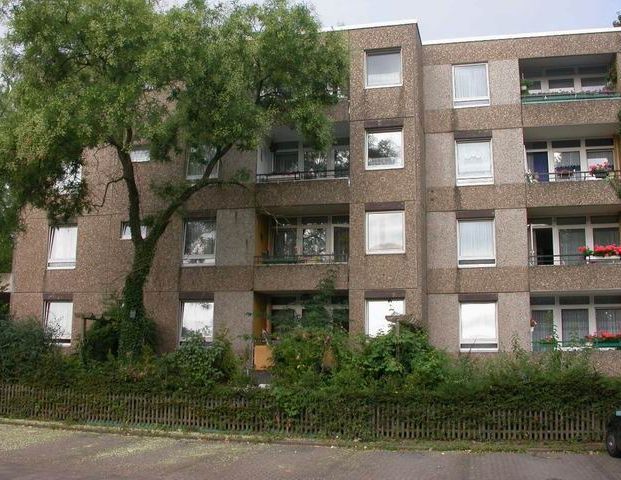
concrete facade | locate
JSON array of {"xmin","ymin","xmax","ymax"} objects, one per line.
[{"xmin": 10, "ymin": 22, "xmax": 621, "ymax": 359}]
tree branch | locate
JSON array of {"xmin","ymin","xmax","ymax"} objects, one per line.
[{"xmin": 93, "ymin": 175, "xmax": 124, "ymax": 208}]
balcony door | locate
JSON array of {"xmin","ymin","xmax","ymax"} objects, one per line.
[
  {"xmin": 531, "ymin": 226, "xmax": 553, "ymax": 265},
  {"xmin": 528, "ymin": 151, "xmax": 549, "ymax": 182}
]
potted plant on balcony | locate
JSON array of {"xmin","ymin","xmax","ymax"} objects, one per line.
[
  {"xmin": 590, "ymin": 161, "xmax": 613, "ymax": 179},
  {"xmin": 520, "ymin": 78, "xmax": 534, "ymax": 96},
  {"xmin": 585, "ymin": 331, "xmax": 621, "ymax": 350},
  {"xmin": 578, "ymin": 245, "xmax": 621, "ymax": 263}
]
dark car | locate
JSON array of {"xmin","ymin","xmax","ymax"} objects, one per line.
[{"xmin": 606, "ymin": 410, "xmax": 621, "ymax": 457}]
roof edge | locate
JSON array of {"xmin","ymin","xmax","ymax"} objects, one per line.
[
  {"xmin": 321, "ymin": 19, "xmax": 418, "ymax": 33},
  {"xmin": 423, "ymin": 26, "xmax": 620, "ymax": 45}
]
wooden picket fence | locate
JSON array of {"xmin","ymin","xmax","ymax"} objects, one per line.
[{"xmin": 0, "ymin": 384, "xmax": 609, "ymax": 441}]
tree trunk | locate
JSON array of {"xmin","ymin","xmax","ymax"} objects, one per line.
[{"xmin": 119, "ymin": 242, "xmax": 157, "ymax": 357}]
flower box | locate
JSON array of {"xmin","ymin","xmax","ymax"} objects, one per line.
[{"xmin": 589, "ymin": 161, "xmax": 613, "ymax": 179}]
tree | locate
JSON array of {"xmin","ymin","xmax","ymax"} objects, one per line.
[{"xmin": 0, "ymin": 0, "xmax": 348, "ymax": 356}]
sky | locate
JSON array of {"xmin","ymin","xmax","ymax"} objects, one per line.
[
  {"xmin": 305, "ymin": 0, "xmax": 620, "ymax": 41},
  {"xmin": 2, "ymin": 1, "xmax": 619, "ymax": 42}
]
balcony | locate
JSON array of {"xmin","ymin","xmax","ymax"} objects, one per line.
[
  {"xmin": 526, "ymin": 170, "xmax": 621, "ymax": 183},
  {"xmin": 256, "ymin": 253, "xmax": 348, "ymax": 265},
  {"xmin": 521, "ymin": 90, "xmax": 620, "ymax": 104},
  {"xmin": 256, "ymin": 168, "xmax": 349, "ymax": 184},
  {"xmin": 528, "ymin": 253, "xmax": 621, "ymax": 266}
]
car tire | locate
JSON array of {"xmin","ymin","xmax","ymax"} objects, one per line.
[{"xmin": 606, "ymin": 430, "xmax": 621, "ymax": 458}]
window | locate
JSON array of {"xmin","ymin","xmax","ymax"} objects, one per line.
[
  {"xmin": 55, "ymin": 165, "xmax": 82, "ymax": 194},
  {"xmin": 459, "ymin": 302, "xmax": 498, "ymax": 351},
  {"xmin": 366, "ymin": 211, "xmax": 405, "ymax": 254},
  {"xmin": 183, "ymin": 219, "xmax": 216, "ymax": 265},
  {"xmin": 365, "ymin": 299, "xmax": 404, "ymax": 337},
  {"xmin": 186, "ymin": 146, "xmax": 219, "ymax": 181},
  {"xmin": 596, "ymin": 308, "xmax": 621, "ymax": 334},
  {"xmin": 270, "ymin": 294, "xmax": 349, "ymax": 333},
  {"xmin": 48, "ymin": 225, "xmax": 78, "ymax": 269},
  {"xmin": 561, "ymin": 309, "xmax": 589, "ymax": 342},
  {"xmin": 455, "ymin": 140, "xmax": 493, "ymax": 185},
  {"xmin": 44, "ymin": 301, "xmax": 73, "ymax": 345},
  {"xmin": 548, "ymin": 78, "xmax": 574, "ymax": 91},
  {"xmin": 366, "ymin": 130, "xmax": 403, "ymax": 170},
  {"xmin": 130, "ymin": 148, "xmax": 150, "ymax": 163},
  {"xmin": 180, "ymin": 301, "xmax": 214, "ymax": 343},
  {"xmin": 365, "ymin": 49, "xmax": 402, "ymax": 88},
  {"xmin": 261, "ymin": 140, "xmax": 350, "ymax": 179},
  {"xmin": 120, "ymin": 222, "xmax": 149, "ymax": 240},
  {"xmin": 457, "ymin": 219, "xmax": 495, "ymax": 267},
  {"xmin": 269, "ymin": 216, "xmax": 349, "ymax": 262},
  {"xmin": 452, "ymin": 63, "xmax": 490, "ymax": 108}
]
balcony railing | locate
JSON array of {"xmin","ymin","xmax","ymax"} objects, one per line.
[
  {"xmin": 521, "ymin": 90, "xmax": 621, "ymax": 104},
  {"xmin": 533, "ymin": 339, "xmax": 621, "ymax": 352},
  {"xmin": 256, "ymin": 169, "xmax": 349, "ymax": 183},
  {"xmin": 529, "ymin": 254, "xmax": 621, "ymax": 266},
  {"xmin": 255, "ymin": 253, "xmax": 348, "ymax": 265},
  {"xmin": 526, "ymin": 170, "xmax": 620, "ymax": 183}
]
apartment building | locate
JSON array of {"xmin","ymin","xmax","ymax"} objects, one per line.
[{"xmin": 9, "ymin": 20, "xmax": 621, "ymax": 364}]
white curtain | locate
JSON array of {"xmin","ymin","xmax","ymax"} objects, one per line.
[
  {"xmin": 456, "ymin": 141, "xmax": 492, "ymax": 179},
  {"xmin": 366, "ymin": 51, "xmax": 401, "ymax": 87},
  {"xmin": 46, "ymin": 302, "xmax": 73, "ymax": 341},
  {"xmin": 181, "ymin": 301, "xmax": 214, "ymax": 341},
  {"xmin": 367, "ymin": 212, "xmax": 404, "ymax": 251},
  {"xmin": 561, "ymin": 309, "xmax": 589, "ymax": 342},
  {"xmin": 460, "ymin": 303, "xmax": 496, "ymax": 343},
  {"xmin": 454, "ymin": 64, "xmax": 488, "ymax": 100},
  {"xmin": 587, "ymin": 149, "xmax": 614, "ymax": 169},
  {"xmin": 366, "ymin": 299, "xmax": 404, "ymax": 337},
  {"xmin": 596, "ymin": 308, "xmax": 621, "ymax": 334},
  {"xmin": 49, "ymin": 226, "xmax": 77, "ymax": 264},
  {"xmin": 459, "ymin": 220, "xmax": 494, "ymax": 260}
]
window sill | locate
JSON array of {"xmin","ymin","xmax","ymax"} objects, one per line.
[
  {"xmin": 364, "ymin": 83, "xmax": 403, "ymax": 90},
  {"xmin": 459, "ymin": 347, "xmax": 498, "ymax": 353},
  {"xmin": 47, "ymin": 265, "xmax": 76, "ymax": 270},
  {"xmin": 458, "ymin": 263, "xmax": 496, "ymax": 269},
  {"xmin": 456, "ymin": 179, "xmax": 494, "ymax": 187},
  {"xmin": 453, "ymin": 101, "xmax": 491, "ymax": 109},
  {"xmin": 366, "ymin": 250, "xmax": 406, "ymax": 255},
  {"xmin": 365, "ymin": 164, "xmax": 404, "ymax": 171},
  {"xmin": 181, "ymin": 262, "xmax": 216, "ymax": 268}
]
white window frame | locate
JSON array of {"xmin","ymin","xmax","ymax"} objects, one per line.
[
  {"xmin": 365, "ymin": 298, "xmax": 405, "ymax": 337},
  {"xmin": 364, "ymin": 48, "xmax": 403, "ymax": 89},
  {"xmin": 459, "ymin": 302, "xmax": 498, "ymax": 352},
  {"xmin": 47, "ymin": 225, "xmax": 78, "ymax": 270},
  {"xmin": 526, "ymin": 138, "xmax": 615, "ymax": 180},
  {"xmin": 531, "ymin": 295, "xmax": 621, "ymax": 346},
  {"xmin": 365, "ymin": 129, "xmax": 404, "ymax": 170},
  {"xmin": 270, "ymin": 215, "xmax": 349, "ymax": 260},
  {"xmin": 179, "ymin": 300, "xmax": 214, "ymax": 344},
  {"xmin": 527, "ymin": 215, "xmax": 619, "ymax": 265},
  {"xmin": 130, "ymin": 148, "xmax": 150, "ymax": 163},
  {"xmin": 120, "ymin": 222, "xmax": 149, "ymax": 240},
  {"xmin": 186, "ymin": 146, "xmax": 220, "ymax": 181},
  {"xmin": 455, "ymin": 138, "xmax": 494, "ymax": 186},
  {"xmin": 44, "ymin": 301, "xmax": 73, "ymax": 346},
  {"xmin": 452, "ymin": 63, "xmax": 490, "ymax": 108},
  {"xmin": 457, "ymin": 218, "xmax": 496, "ymax": 268},
  {"xmin": 365, "ymin": 210, "xmax": 406, "ymax": 255},
  {"xmin": 523, "ymin": 65, "xmax": 609, "ymax": 95},
  {"xmin": 267, "ymin": 141, "xmax": 350, "ymax": 178},
  {"xmin": 182, "ymin": 218, "xmax": 216, "ymax": 267}
]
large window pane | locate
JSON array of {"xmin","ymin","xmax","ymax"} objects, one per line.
[
  {"xmin": 187, "ymin": 146, "xmax": 218, "ymax": 180},
  {"xmin": 273, "ymin": 228, "xmax": 297, "ymax": 258},
  {"xmin": 183, "ymin": 219, "xmax": 216, "ymax": 265},
  {"xmin": 366, "ymin": 299, "xmax": 404, "ymax": 337},
  {"xmin": 302, "ymin": 228, "xmax": 327, "ymax": 256},
  {"xmin": 48, "ymin": 226, "xmax": 78, "ymax": 269},
  {"xmin": 45, "ymin": 301, "xmax": 73, "ymax": 344},
  {"xmin": 558, "ymin": 228, "xmax": 585, "ymax": 265},
  {"xmin": 453, "ymin": 64, "xmax": 489, "ymax": 107},
  {"xmin": 456, "ymin": 140, "xmax": 493, "ymax": 185},
  {"xmin": 561, "ymin": 309, "xmax": 588, "ymax": 343},
  {"xmin": 596, "ymin": 308, "xmax": 621, "ymax": 334},
  {"xmin": 553, "ymin": 151, "xmax": 580, "ymax": 173},
  {"xmin": 333, "ymin": 226, "xmax": 349, "ymax": 262},
  {"xmin": 130, "ymin": 148, "xmax": 150, "ymax": 163},
  {"xmin": 366, "ymin": 50, "xmax": 401, "ymax": 87},
  {"xmin": 334, "ymin": 146, "xmax": 350, "ymax": 177},
  {"xmin": 303, "ymin": 151, "xmax": 327, "ymax": 177},
  {"xmin": 366, "ymin": 130, "xmax": 403, "ymax": 169},
  {"xmin": 458, "ymin": 220, "xmax": 495, "ymax": 266},
  {"xmin": 273, "ymin": 150, "xmax": 298, "ymax": 173},
  {"xmin": 548, "ymin": 78, "xmax": 575, "ymax": 91},
  {"xmin": 120, "ymin": 222, "xmax": 148, "ymax": 240},
  {"xmin": 531, "ymin": 309, "xmax": 554, "ymax": 352},
  {"xmin": 366, "ymin": 211, "xmax": 405, "ymax": 254},
  {"xmin": 459, "ymin": 302, "xmax": 497, "ymax": 350},
  {"xmin": 593, "ymin": 227, "xmax": 619, "ymax": 246},
  {"xmin": 181, "ymin": 301, "xmax": 214, "ymax": 342}
]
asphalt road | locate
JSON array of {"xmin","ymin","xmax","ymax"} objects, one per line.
[{"xmin": 0, "ymin": 423, "xmax": 619, "ymax": 480}]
